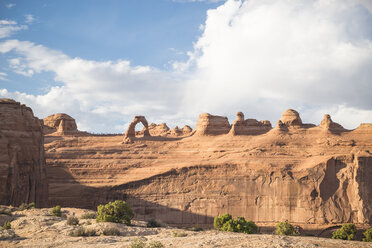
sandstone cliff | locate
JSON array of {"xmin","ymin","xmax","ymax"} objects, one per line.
[
  {"xmin": 0, "ymin": 99, "xmax": 48, "ymax": 207},
  {"xmin": 43, "ymin": 108, "xmax": 372, "ymax": 228}
]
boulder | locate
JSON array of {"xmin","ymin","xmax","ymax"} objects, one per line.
[
  {"xmin": 0, "ymin": 99, "xmax": 48, "ymax": 207},
  {"xmin": 194, "ymin": 113, "xmax": 230, "ymax": 136}
]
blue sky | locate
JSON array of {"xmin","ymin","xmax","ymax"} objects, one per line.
[
  {"xmin": 1, "ymin": 0, "xmax": 372, "ymax": 132},
  {"xmin": 0, "ymin": 0, "xmax": 221, "ymax": 94}
]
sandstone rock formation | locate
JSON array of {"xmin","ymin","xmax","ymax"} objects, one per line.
[
  {"xmin": 194, "ymin": 113, "xmax": 230, "ymax": 136},
  {"xmin": 123, "ymin": 116, "xmax": 150, "ymax": 143},
  {"xmin": 43, "ymin": 113, "xmax": 78, "ymax": 135},
  {"xmin": 229, "ymin": 112, "xmax": 272, "ymax": 135},
  {"xmin": 319, "ymin": 114, "xmax": 345, "ymax": 133},
  {"xmin": 170, "ymin": 126, "xmax": 182, "ymax": 136},
  {"xmin": 147, "ymin": 123, "xmax": 170, "ymax": 136},
  {"xmin": 182, "ymin": 125, "xmax": 193, "ymax": 135},
  {"xmin": 0, "ymin": 99, "xmax": 48, "ymax": 207},
  {"xmin": 280, "ymin": 109, "xmax": 303, "ymax": 127}
]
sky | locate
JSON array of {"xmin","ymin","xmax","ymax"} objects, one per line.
[{"xmin": 1, "ymin": 0, "xmax": 372, "ymax": 133}]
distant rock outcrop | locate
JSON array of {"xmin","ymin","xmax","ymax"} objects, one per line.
[
  {"xmin": 194, "ymin": 113, "xmax": 230, "ymax": 136},
  {"xmin": 170, "ymin": 126, "xmax": 182, "ymax": 136},
  {"xmin": 319, "ymin": 114, "xmax": 345, "ymax": 133},
  {"xmin": 0, "ymin": 99, "xmax": 48, "ymax": 207},
  {"xmin": 182, "ymin": 125, "xmax": 193, "ymax": 135},
  {"xmin": 229, "ymin": 112, "xmax": 272, "ymax": 135},
  {"xmin": 123, "ymin": 116, "xmax": 150, "ymax": 143},
  {"xmin": 280, "ymin": 109, "xmax": 302, "ymax": 127},
  {"xmin": 147, "ymin": 123, "xmax": 170, "ymax": 136},
  {"xmin": 43, "ymin": 113, "xmax": 78, "ymax": 135}
]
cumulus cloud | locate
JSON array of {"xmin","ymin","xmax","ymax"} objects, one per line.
[
  {"xmin": 0, "ymin": 20, "xmax": 27, "ymax": 39},
  {"xmin": 1, "ymin": 0, "xmax": 372, "ymax": 132},
  {"xmin": 180, "ymin": 0, "xmax": 372, "ymax": 128}
]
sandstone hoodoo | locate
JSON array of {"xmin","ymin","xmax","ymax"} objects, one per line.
[
  {"xmin": 0, "ymin": 99, "xmax": 48, "ymax": 207},
  {"xmin": 319, "ymin": 114, "xmax": 345, "ymax": 133},
  {"xmin": 43, "ymin": 113, "xmax": 78, "ymax": 135},
  {"xmin": 194, "ymin": 113, "xmax": 230, "ymax": 136},
  {"xmin": 123, "ymin": 115, "xmax": 150, "ymax": 143}
]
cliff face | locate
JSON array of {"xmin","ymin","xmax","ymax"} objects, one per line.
[
  {"xmin": 114, "ymin": 155, "xmax": 372, "ymax": 225},
  {"xmin": 0, "ymin": 99, "xmax": 48, "ymax": 207},
  {"xmin": 44, "ymin": 111, "xmax": 372, "ymax": 227}
]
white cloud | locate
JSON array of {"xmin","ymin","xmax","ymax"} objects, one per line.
[
  {"xmin": 0, "ymin": 20, "xmax": 27, "ymax": 39},
  {"xmin": 1, "ymin": 0, "xmax": 372, "ymax": 132},
  {"xmin": 6, "ymin": 3, "xmax": 16, "ymax": 9},
  {"xmin": 0, "ymin": 72, "xmax": 8, "ymax": 81},
  {"xmin": 179, "ymin": 0, "xmax": 372, "ymax": 128},
  {"xmin": 0, "ymin": 40, "xmax": 184, "ymax": 132},
  {"xmin": 25, "ymin": 14, "xmax": 35, "ymax": 24}
]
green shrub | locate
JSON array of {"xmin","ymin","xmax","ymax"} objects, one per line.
[
  {"xmin": 103, "ymin": 227, "xmax": 120, "ymax": 236},
  {"xmin": 363, "ymin": 228, "xmax": 372, "ymax": 242},
  {"xmin": 129, "ymin": 238, "xmax": 146, "ymax": 248},
  {"xmin": 67, "ymin": 216, "xmax": 79, "ymax": 226},
  {"xmin": 51, "ymin": 205, "xmax": 62, "ymax": 217},
  {"xmin": 148, "ymin": 240, "xmax": 164, "ymax": 248},
  {"xmin": 19, "ymin": 202, "xmax": 35, "ymax": 211},
  {"xmin": 71, "ymin": 227, "xmax": 97, "ymax": 237},
  {"xmin": 2, "ymin": 221, "xmax": 11, "ymax": 230},
  {"xmin": 275, "ymin": 221, "xmax": 299, "ymax": 236},
  {"xmin": 332, "ymin": 224, "xmax": 356, "ymax": 240},
  {"xmin": 81, "ymin": 212, "xmax": 97, "ymax": 219},
  {"xmin": 146, "ymin": 219, "xmax": 163, "ymax": 228},
  {"xmin": 96, "ymin": 200, "xmax": 134, "ymax": 225},
  {"xmin": 214, "ymin": 213, "xmax": 232, "ymax": 231},
  {"xmin": 214, "ymin": 214, "xmax": 258, "ymax": 234}
]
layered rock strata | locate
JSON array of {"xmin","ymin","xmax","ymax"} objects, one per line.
[
  {"xmin": 44, "ymin": 111, "xmax": 372, "ymax": 227},
  {"xmin": 0, "ymin": 99, "xmax": 48, "ymax": 207}
]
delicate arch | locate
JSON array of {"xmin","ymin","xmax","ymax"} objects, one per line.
[{"xmin": 123, "ymin": 116, "xmax": 150, "ymax": 143}]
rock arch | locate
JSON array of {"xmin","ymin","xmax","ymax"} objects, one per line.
[{"xmin": 123, "ymin": 116, "xmax": 151, "ymax": 143}]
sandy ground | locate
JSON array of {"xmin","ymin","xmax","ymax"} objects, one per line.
[{"xmin": 1, "ymin": 208, "xmax": 371, "ymax": 248}]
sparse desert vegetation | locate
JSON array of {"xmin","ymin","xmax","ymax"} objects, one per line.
[
  {"xmin": 275, "ymin": 221, "xmax": 300, "ymax": 236},
  {"xmin": 0, "ymin": 205, "xmax": 371, "ymax": 247},
  {"xmin": 96, "ymin": 200, "xmax": 134, "ymax": 224}
]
